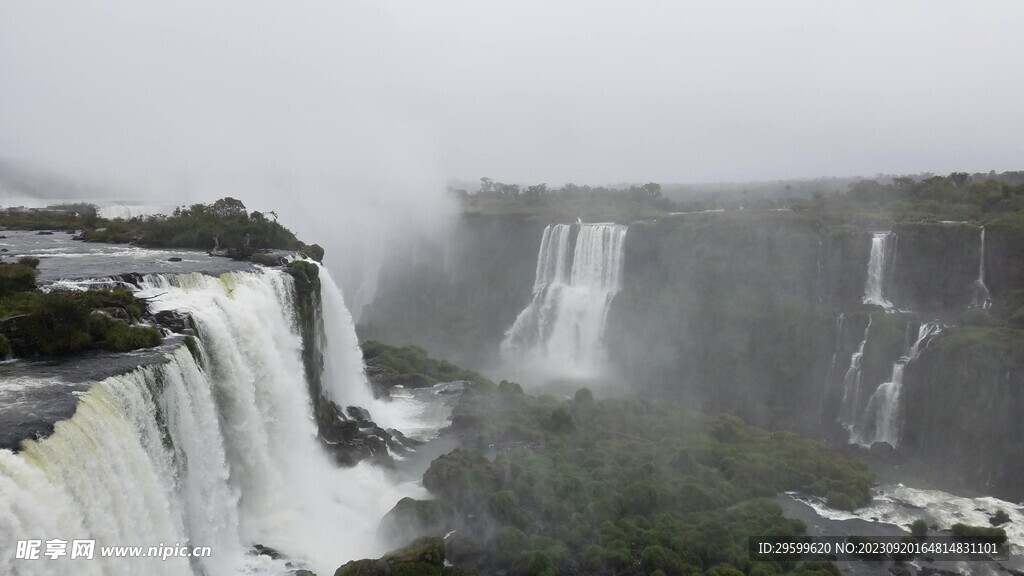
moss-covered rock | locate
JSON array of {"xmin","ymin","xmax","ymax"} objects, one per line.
[
  {"xmin": 378, "ymin": 498, "xmax": 456, "ymax": 545},
  {"xmin": 334, "ymin": 537, "xmax": 444, "ymax": 576}
]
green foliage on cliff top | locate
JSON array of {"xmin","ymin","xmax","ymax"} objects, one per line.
[
  {"xmin": 0, "ymin": 286, "xmax": 160, "ymax": 357},
  {"xmin": 458, "ymin": 179, "xmax": 675, "ymax": 222},
  {"xmin": 361, "ymin": 340, "xmax": 494, "ymax": 389},
  {"xmin": 410, "ymin": 385, "xmax": 871, "ymax": 576}
]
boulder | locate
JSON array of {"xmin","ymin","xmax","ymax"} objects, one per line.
[{"xmin": 378, "ymin": 498, "xmax": 455, "ymax": 545}]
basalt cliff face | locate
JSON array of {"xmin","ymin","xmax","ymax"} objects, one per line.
[{"xmin": 361, "ymin": 211, "xmax": 1024, "ymax": 500}]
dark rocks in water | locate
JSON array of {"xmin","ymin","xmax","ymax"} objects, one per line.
[
  {"xmin": 154, "ymin": 310, "xmax": 191, "ymax": 334},
  {"xmin": 250, "ymin": 543, "xmax": 283, "ymax": 559},
  {"xmin": 117, "ymin": 272, "xmax": 146, "ymax": 287},
  {"xmin": 334, "ymin": 537, "xmax": 444, "ymax": 576},
  {"xmin": 35, "ymin": 231, "xmax": 54, "ymax": 235},
  {"xmin": 317, "ymin": 401, "xmax": 401, "ymax": 467},
  {"xmin": 167, "ymin": 256, "xmax": 183, "ymax": 262},
  {"xmin": 346, "ymin": 406, "xmax": 372, "ymax": 422},
  {"xmin": 0, "ymin": 235, "xmax": 6, "ymax": 239},
  {"xmin": 990, "ymin": 509, "xmax": 1011, "ymax": 526},
  {"xmin": 0, "ymin": 248, "xmax": 8, "ymax": 252},
  {"xmin": 869, "ymin": 441, "xmax": 900, "ymax": 463}
]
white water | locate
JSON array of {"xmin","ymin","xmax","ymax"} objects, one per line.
[
  {"xmin": 839, "ymin": 316, "xmax": 871, "ymax": 430},
  {"xmin": 0, "ymin": 269, "xmax": 429, "ymax": 575},
  {"xmin": 793, "ymin": 484, "xmax": 1024, "ymax": 560},
  {"xmin": 970, "ymin": 226, "xmax": 993, "ymax": 309},
  {"xmin": 853, "ymin": 321, "xmax": 942, "ymax": 447},
  {"xmin": 863, "ymin": 232, "xmax": 894, "ymax": 309},
  {"xmin": 318, "ymin": 266, "xmax": 418, "ymax": 430},
  {"xmin": 501, "ymin": 223, "xmax": 628, "ymax": 380}
]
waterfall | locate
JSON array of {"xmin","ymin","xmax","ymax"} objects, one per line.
[
  {"xmin": 820, "ymin": 313, "xmax": 844, "ymax": 412},
  {"xmin": 501, "ymin": 223, "xmax": 628, "ymax": 380},
  {"xmin": 970, "ymin": 226, "xmax": 993, "ymax": 309},
  {"xmin": 863, "ymin": 232, "xmax": 894, "ymax": 309},
  {"xmin": 853, "ymin": 321, "xmax": 942, "ymax": 447},
  {"xmin": 839, "ymin": 316, "xmax": 871, "ymax": 430},
  {"xmin": 0, "ymin": 269, "xmax": 422, "ymax": 576}
]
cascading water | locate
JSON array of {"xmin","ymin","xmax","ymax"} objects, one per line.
[
  {"xmin": 970, "ymin": 226, "xmax": 993, "ymax": 309},
  {"xmin": 863, "ymin": 232, "xmax": 894, "ymax": 309},
  {"xmin": 501, "ymin": 223, "xmax": 627, "ymax": 380},
  {"xmin": 853, "ymin": 321, "xmax": 942, "ymax": 447},
  {"xmin": 0, "ymin": 269, "xmax": 425, "ymax": 576},
  {"xmin": 820, "ymin": 313, "xmax": 844, "ymax": 413},
  {"xmin": 838, "ymin": 316, "xmax": 871, "ymax": 430}
]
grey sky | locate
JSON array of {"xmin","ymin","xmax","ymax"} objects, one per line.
[{"xmin": 2, "ymin": 0, "xmax": 1023, "ymax": 192}]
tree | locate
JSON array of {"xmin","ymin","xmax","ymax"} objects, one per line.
[{"xmin": 211, "ymin": 197, "xmax": 248, "ymax": 220}]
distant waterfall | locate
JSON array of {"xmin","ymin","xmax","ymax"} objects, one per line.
[
  {"xmin": 839, "ymin": 316, "xmax": 872, "ymax": 430},
  {"xmin": 0, "ymin": 270, "xmax": 417, "ymax": 576},
  {"xmin": 501, "ymin": 223, "xmax": 628, "ymax": 380},
  {"xmin": 863, "ymin": 232, "xmax": 894, "ymax": 309},
  {"xmin": 970, "ymin": 226, "xmax": 993, "ymax": 309},
  {"xmin": 853, "ymin": 321, "xmax": 942, "ymax": 447}
]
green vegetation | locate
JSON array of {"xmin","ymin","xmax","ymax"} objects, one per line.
[
  {"xmin": 950, "ymin": 524, "xmax": 1007, "ymax": 545},
  {"xmin": 457, "ymin": 179, "xmax": 675, "ymax": 221},
  {"xmin": 910, "ymin": 519, "xmax": 928, "ymax": 539},
  {"xmin": 335, "ymin": 538, "xmax": 445, "ymax": 576},
  {"xmin": 1, "ymin": 197, "xmax": 323, "ymax": 262},
  {"xmin": 361, "ymin": 340, "xmax": 494, "ymax": 389},
  {"xmin": 0, "ymin": 258, "xmax": 161, "ymax": 358},
  {"xmin": 378, "ymin": 383, "xmax": 871, "ymax": 576}
]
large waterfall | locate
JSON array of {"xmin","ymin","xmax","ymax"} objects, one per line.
[
  {"xmin": 852, "ymin": 322, "xmax": 942, "ymax": 447},
  {"xmin": 863, "ymin": 232, "xmax": 894, "ymax": 309},
  {"xmin": 0, "ymin": 270, "xmax": 423, "ymax": 576},
  {"xmin": 501, "ymin": 223, "xmax": 628, "ymax": 380}
]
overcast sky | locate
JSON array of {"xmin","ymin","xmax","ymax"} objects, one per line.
[{"xmin": 2, "ymin": 0, "xmax": 1023, "ymax": 192}]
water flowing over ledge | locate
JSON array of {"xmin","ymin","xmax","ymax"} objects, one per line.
[
  {"xmin": 501, "ymin": 222, "xmax": 628, "ymax": 381},
  {"xmin": 0, "ymin": 268, "xmax": 430, "ymax": 575}
]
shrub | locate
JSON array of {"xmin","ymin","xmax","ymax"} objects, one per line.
[
  {"xmin": 104, "ymin": 323, "xmax": 162, "ymax": 351},
  {"xmin": 910, "ymin": 519, "xmax": 928, "ymax": 539},
  {"xmin": 0, "ymin": 262, "xmax": 38, "ymax": 295},
  {"xmin": 950, "ymin": 523, "xmax": 1007, "ymax": 544}
]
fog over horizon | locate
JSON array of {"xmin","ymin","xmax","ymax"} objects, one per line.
[{"xmin": 2, "ymin": 0, "xmax": 1023, "ymax": 197}]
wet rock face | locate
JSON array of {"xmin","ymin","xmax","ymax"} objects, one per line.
[{"xmin": 317, "ymin": 400, "xmax": 422, "ymax": 467}]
